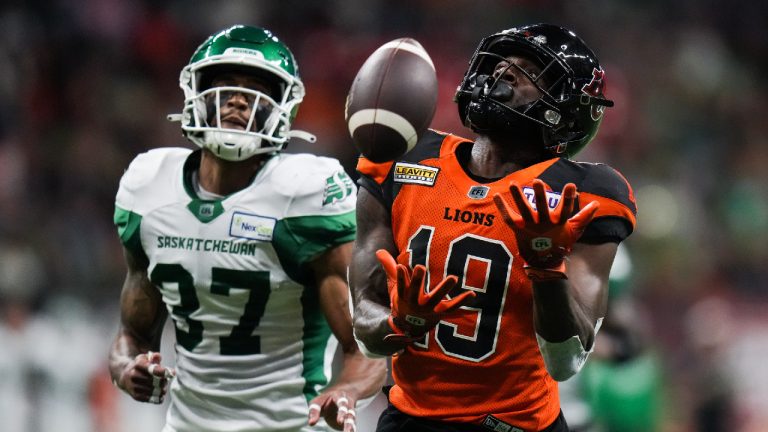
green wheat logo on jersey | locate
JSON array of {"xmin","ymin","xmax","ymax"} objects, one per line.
[{"xmin": 322, "ymin": 171, "xmax": 354, "ymax": 206}]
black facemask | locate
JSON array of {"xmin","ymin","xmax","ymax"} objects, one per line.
[{"xmin": 464, "ymin": 75, "xmax": 546, "ymax": 147}]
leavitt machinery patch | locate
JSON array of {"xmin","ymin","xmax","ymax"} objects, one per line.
[{"xmin": 393, "ymin": 162, "xmax": 439, "ymax": 186}]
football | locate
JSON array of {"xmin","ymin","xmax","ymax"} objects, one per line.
[{"xmin": 345, "ymin": 38, "xmax": 438, "ymax": 163}]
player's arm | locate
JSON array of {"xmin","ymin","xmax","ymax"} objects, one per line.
[
  {"xmin": 494, "ymin": 179, "xmax": 614, "ymax": 381},
  {"xmin": 347, "ymin": 187, "xmax": 403, "ymax": 356},
  {"xmin": 307, "ymin": 241, "xmax": 387, "ymax": 431},
  {"xmin": 531, "ymin": 241, "xmax": 615, "ymax": 381},
  {"xmin": 108, "ymin": 246, "xmax": 175, "ymax": 403},
  {"xmin": 349, "ymin": 187, "xmax": 472, "ymax": 355}
]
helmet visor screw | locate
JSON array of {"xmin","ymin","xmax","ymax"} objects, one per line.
[{"xmin": 544, "ymin": 110, "xmax": 561, "ymax": 125}]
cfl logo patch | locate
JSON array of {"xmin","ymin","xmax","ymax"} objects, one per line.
[
  {"xmin": 199, "ymin": 203, "xmax": 215, "ymax": 217},
  {"xmin": 405, "ymin": 315, "xmax": 426, "ymax": 326},
  {"xmin": 531, "ymin": 237, "xmax": 552, "ymax": 252},
  {"xmin": 467, "ymin": 185, "xmax": 490, "ymax": 199}
]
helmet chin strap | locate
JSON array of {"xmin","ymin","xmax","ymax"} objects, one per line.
[{"xmin": 204, "ymin": 130, "xmax": 262, "ymax": 161}]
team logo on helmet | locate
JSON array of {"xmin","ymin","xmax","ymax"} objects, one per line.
[{"xmin": 581, "ymin": 68, "xmax": 607, "ymax": 121}]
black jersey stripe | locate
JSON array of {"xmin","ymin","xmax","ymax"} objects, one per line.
[
  {"xmin": 580, "ymin": 216, "xmax": 633, "ymax": 244},
  {"xmin": 357, "ymin": 175, "xmax": 385, "ymax": 205},
  {"xmin": 539, "ymin": 159, "xmax": 636, "ymax": 214},
  {"xmin": 398, "ymin": 129, "xmax": 446, "ymax": 164}
]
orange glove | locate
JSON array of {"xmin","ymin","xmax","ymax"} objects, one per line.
[
  {"xmin": 375, "ymin": 250, "xmax": 475, "ymax": 344},
  {"xmin": 492, "ymin": 179, "xmax": 599, "ymax": 281}
]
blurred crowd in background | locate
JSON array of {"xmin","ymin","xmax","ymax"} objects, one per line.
[{"xmin": 0, "ymin": 0, "xmax": 767, "ymax": 431}]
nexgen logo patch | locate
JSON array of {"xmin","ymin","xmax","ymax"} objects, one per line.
[
  {"xmin": 393, "ymin": 162, "xmax": 439, "ymax": 186},
  {"xmin": 230, "ymin": 212, "xmax": 276, "ymax": 242}
]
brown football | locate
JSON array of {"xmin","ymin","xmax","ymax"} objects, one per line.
[{"xmin": 345, "ymin": 38, "xmax": 438, "ymax": 163}]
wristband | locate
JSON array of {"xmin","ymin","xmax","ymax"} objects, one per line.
[
  {"xmin": 524, "ymin": 261, "xmax": 567, "ymax": 282},
  {"xmin": 387, "ymin": 315, "xmax": 407, "ymax": 336}
]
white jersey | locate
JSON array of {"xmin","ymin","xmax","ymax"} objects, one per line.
[{"xmin": 114, "ymin": 148, "xmax": 357, "ymax": 432}]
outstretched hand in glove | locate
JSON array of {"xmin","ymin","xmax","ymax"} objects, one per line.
[
  {"xmin": 492, "ymin": 179, "xmax": 600, "ymax": 281},
  {"xmin": 375, "ymin": 250, "xmax": 475, "ymax": 345}
]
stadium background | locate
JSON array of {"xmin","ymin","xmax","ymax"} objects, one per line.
[{"xmin": 0, "ymin": 0, "xmax": 766, "ymax": 430}]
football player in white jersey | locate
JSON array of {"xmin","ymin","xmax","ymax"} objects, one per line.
[{"xmin": 108, "ymin": 25, "xmax": 386, "ymax": 432}]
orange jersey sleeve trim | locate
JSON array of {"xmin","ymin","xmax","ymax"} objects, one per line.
[
  {"xmin": 440, "ymin": 134, "xmax": 471, "ymax": 158},
  {"xmin": 356, "ymin": 156, "xmax": 394, "ymax": 185}
]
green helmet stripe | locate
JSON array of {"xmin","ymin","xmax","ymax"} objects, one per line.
[{"xmin": 190, "ymin": 25, "xmax": 299, "ymax": 77}]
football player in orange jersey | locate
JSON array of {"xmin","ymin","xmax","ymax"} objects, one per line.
[{"xmin": 349, "ymin": 24, "xmax": 636, "ymax": 432}]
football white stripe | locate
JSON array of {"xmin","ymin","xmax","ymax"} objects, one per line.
[
  {"xmin": 377, "ymin": 40, "xmax": 435, "ymax": 70},
  {"xmin": 347, "ymin": 109, "xmax": 418, "ymax": 151}
]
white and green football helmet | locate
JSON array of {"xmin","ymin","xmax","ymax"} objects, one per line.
[{"xmin": 170, "ymin": 25, "xmax": 315, "ymax": 161}]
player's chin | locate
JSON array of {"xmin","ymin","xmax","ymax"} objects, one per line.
[{"xmin": 220, "ymin": 121, "xmax": 246, "ymax": 130}]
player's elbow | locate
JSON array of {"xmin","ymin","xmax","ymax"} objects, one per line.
[
  {"xmin": 354, "ymin": 336, "xmax": 389, "ymax": 359},
  {"xmin": 352, "ymin": 322, "xmax": 390, "ymax": 359}
]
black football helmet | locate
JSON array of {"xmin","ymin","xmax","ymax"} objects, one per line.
[{"xmin": 455, "ymin": 24, "xmax": 614, "ymax": 158}]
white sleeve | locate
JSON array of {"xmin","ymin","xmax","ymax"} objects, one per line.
[
  {"xmin": 280, "ymin": 155, "xmax": 357, "ymax": 218},
  {"xmin": 536, "ymin": 317, "xmax": 603, "ymax": 382}
]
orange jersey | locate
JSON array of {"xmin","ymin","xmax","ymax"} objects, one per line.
[{"xmin": 357, "ymin": 130, "xmax": 636, "ymax": 431}]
